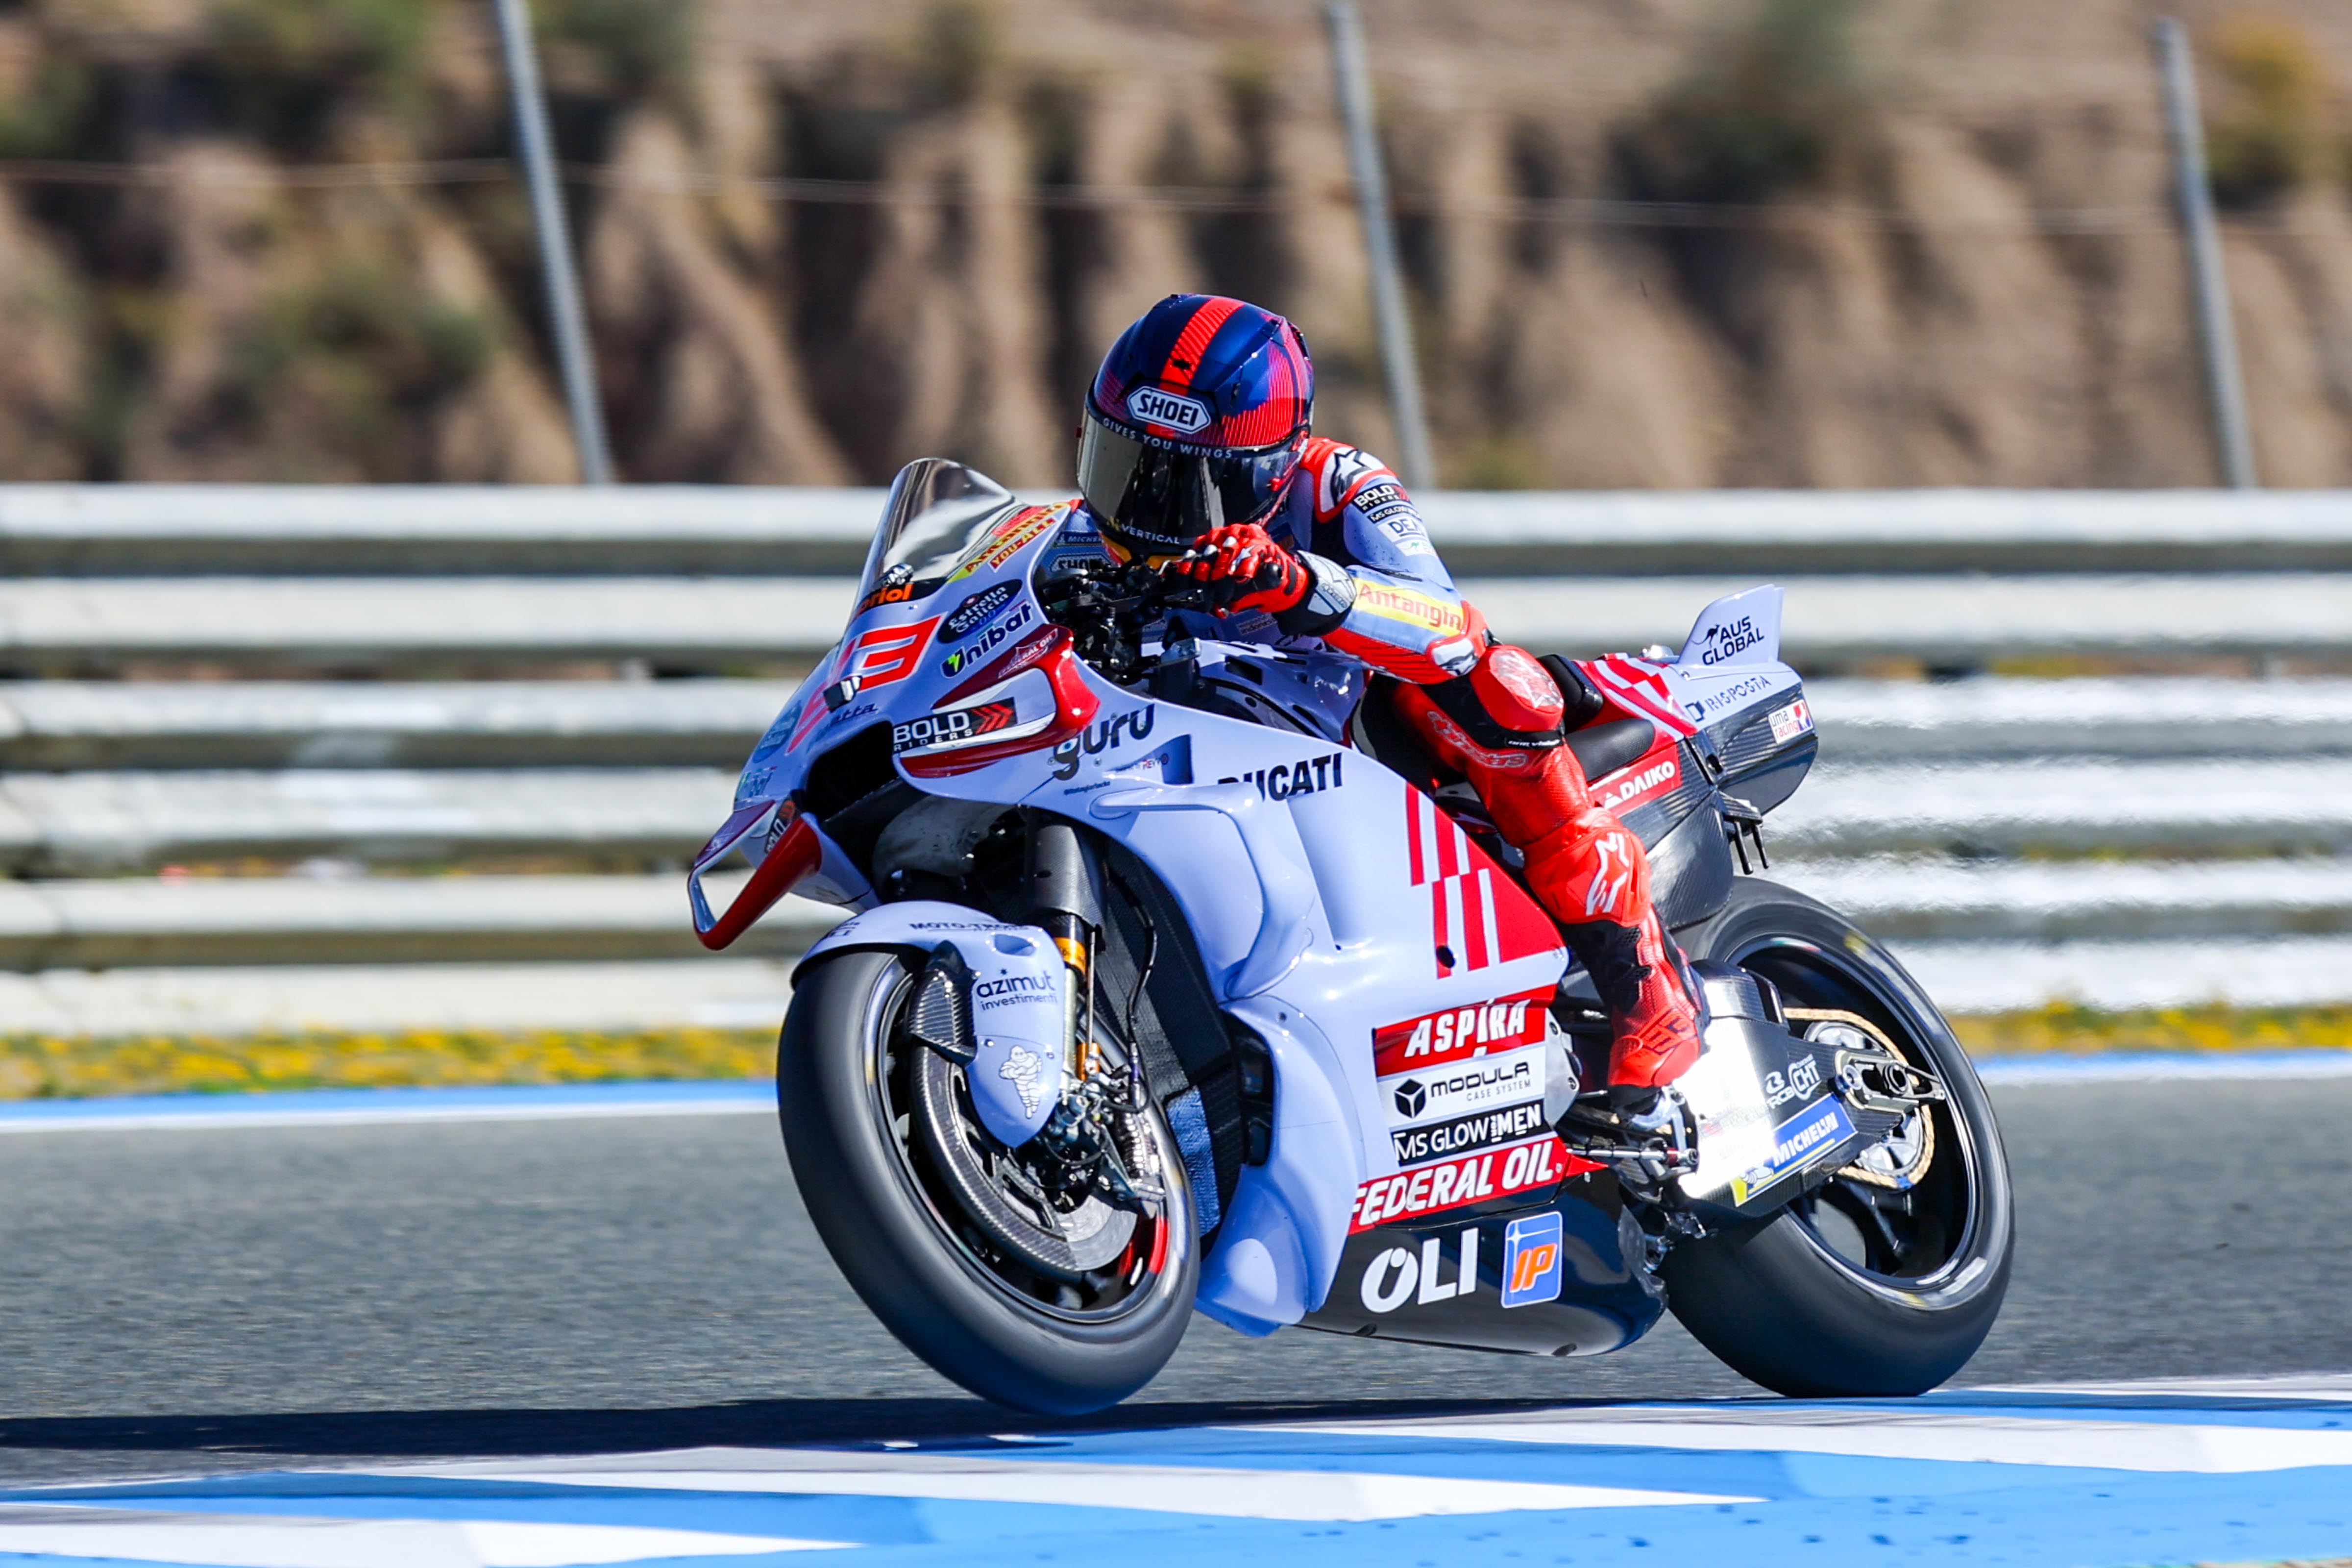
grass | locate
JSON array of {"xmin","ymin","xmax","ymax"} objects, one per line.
[
  {"xmin": 1617, "ymin": 0, "xmax": 1874, "ymax": 205},
  {"xmin": 204, "ymin": 0, "xmax": 439, "ymax": 152},
  {"xmin": 1, "ymin": 1009, "xmax": 2348, "ymax": 1101},
  {"xmin": 1953, "ymin": 1004, "xmax": 2352, "ymax": 1059},
  {"xmin": 2203, "ymin": 15, "xmax": 2337, "ymax": 210}
]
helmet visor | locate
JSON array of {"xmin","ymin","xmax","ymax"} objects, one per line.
[{"xmin": 1077, "ymin": 413, "xmax": 1300, "ymax": 556}]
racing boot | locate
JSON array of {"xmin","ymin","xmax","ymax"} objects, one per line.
[
  {"xmin": 1553, "ymin": 907, "xmax": 1704, "ymax": 1092},
  {"xmin": 1396, "ymin": 645, "xmax": 1703, "ymax": 1090}
]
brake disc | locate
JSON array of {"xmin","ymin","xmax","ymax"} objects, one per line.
[{"xmin": 909, "ymin": 1045, "xmax": 1135, "ymax": 1282}]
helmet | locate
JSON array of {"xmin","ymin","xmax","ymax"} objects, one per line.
[{"xmin": 1077, "ymin": 294, "xmax": 1313, "ymax": 560}]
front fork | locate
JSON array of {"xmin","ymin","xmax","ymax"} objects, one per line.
[
  {"xmin": 1026, "ymin": 815, "xmax": 1103, "ymax": 1081},
  {"xmin": 1027, "ymin": 815, "xmax": 1163, "ymax": 1207}
]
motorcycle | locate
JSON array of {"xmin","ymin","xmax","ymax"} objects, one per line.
[{"xmin": 690, "ymin": 460, "xmax": 2012, "ymax": 1415}]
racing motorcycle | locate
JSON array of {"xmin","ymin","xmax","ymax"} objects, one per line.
[{"xmin": 690, "ymin": 460, "xmax": 2012, "ymax": 1414}]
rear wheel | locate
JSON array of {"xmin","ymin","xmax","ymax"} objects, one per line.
[
  {"xmin": 778, "ymin": 948, "xmax": 1197, "ymax": 1414},
  {"xmin": 1662, "ymin": 878, "xmax": 2012, "ymax": 1396}
]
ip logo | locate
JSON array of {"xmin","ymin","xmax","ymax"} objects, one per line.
[{"xmin": 1500, "ymin": 1211, "xmax": 1563, "ymax": 1308}]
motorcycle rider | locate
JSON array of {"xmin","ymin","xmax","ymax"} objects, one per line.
[{"xmin": 1061, "ymin": 293, "xmax": 1701, "ymax": 1091}]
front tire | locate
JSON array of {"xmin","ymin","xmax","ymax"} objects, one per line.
[
  {"xmin": 778, "ymin": 949, "xmax": 1198, "ymax": 1414},
  {"xmin": 1662, "ymin": 877, "xmax": 2013, "ymax": 1396}
]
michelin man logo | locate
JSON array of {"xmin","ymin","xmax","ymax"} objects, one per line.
[{"xmin": 998, "ymin": 1045, "xmax": 1045, "ymax": 1116}]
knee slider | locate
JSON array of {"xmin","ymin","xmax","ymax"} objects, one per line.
[{"xmin": 1470, "ymin": 644, "xmax": 1568, "ymax": 736}]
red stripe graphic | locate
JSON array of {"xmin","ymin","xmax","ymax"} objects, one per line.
[
  {"xmin": 1461, "ymin": 869, "xmax": 1490, "ymax": 971},
  {"xmin": 1410, "ymin": 785, "xmax": 1566, "ymax": 977},
  {"xmin": 1407, "ymin": 789, "xmax": 1426, "ymax": 886},
  {"xmin": 1164, "ymin": 297, "xmax": 1243, "ymax": 393}
]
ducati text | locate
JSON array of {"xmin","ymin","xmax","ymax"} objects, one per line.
[{"xmin": 1218, "ymin": 754, "xmax": 1345, "ymax": 799}]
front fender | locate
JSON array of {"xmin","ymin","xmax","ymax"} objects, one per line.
[{"xmin": 795, "ymin": 901, "xmax": 1067, "ymax": 1147}]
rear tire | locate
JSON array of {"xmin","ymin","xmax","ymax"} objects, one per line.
[
  {"xmin": 1662, "ymin": 877, "xmax": 2012, "ymax": 1397},
  {"xmin": 778, "ymin": 949, "xmax": 1197, "ymax": 1414}
]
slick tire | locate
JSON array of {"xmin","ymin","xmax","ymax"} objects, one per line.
[
  {"xmin": 1660, "ymin": 878, "xmax": 2014, "ymax": 1398},
  {"xmin": 778, "ymin": 949, "xmax": 1198, "ymax": 1415}
]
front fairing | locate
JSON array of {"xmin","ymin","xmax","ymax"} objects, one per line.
[{"xmin": 724, "ymin": 462, "xmax": 1074, "ymax": 834}]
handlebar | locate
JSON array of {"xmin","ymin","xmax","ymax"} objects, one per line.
[
  {"xmin": 1042, "ymin": 557, "xmax": 1222, "ymax": 684},
  {"xmin": 1060, "ymin": 556, "xmax": 1219, "ymax": 616}
]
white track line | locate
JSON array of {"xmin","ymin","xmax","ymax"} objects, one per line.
[
  {"xmin": 1967, "ymin": 1372, "xmax": 2352, "ymax": 1401},
  {"xmin": 379, "ymin": 1448, "xmax": 1753, "ymax": 1522},
  {"xmin": 0, "ymin": 1507, "xmax": 840, "ymax": 1567},
  {"xmin": 1260, "ymin": 1407, "xmax": 2352, "ymax": 1473}
]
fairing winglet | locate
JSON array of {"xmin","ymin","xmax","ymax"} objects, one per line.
[{"xmin": 690, "ymin": 804, "xmax": 822, "ymax": 951}]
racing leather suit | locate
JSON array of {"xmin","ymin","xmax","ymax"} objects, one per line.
[{"xmin": 1056, "ymin": 438, "xmax": 1701, "ymax": 1090}]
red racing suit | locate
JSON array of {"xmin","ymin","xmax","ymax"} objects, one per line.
[{"xmin": 1052, "ymin": 439, "xmax": 1700, "ymax": 1089}]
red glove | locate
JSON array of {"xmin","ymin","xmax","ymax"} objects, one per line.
[{"xmin": 1166, "ymin": 524, "xmax": 1310, "ymax": 616}]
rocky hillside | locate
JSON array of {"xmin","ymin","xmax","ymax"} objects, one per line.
[{"xmin": 1, "ymin": 0, "xmax": 2349, "ymax": 488}]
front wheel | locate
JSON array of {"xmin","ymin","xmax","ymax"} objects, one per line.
[
  {"xmin": 1662, "ymin": 877, "xmax": 2013, "ymax": 1396},
  {"xmin": 778, "ymin": 948, "xmax": 1198, "ymax": 1414}
]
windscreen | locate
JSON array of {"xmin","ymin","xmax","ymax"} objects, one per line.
[{"xmin": 856, "ymin": 459, "xmax": 1021, "ymax": 606}]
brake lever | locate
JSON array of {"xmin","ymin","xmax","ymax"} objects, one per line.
[{"xmin": 1150, "ymin": 581, "xmax": 1220, "ymax": 614}]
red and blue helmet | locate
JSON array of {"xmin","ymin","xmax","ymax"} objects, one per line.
[{"xmin": 1077, "ymin": 294, "xmax": 1314, "ymax": 558}]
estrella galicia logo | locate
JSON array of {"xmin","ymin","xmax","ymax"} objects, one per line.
[
  {"xmin": 942, "ymin": 583, "xmax": 1018, "ymax": 642},
  {"xmin": 1392, "ymin": 1078, "xmax": 1428, "ymax": 1119},
  {"xmin": 1050, "ymin": 706, "xmax": 1157, "ymax": 780},
  {"xmin": 940, "ymin": 601, "xmax": 1034, "ymax": 677},
  {"xmin": 1700, "ymin": 615, "xmax": 1764, "ymax": 665},
  {"xmin": 1125, "ymin": 386, "xmax": 1211, "ymax": 433},
  {"xmin": 1500, "ymin": 1211, "xmax": 1564, "ymax": 1308}
]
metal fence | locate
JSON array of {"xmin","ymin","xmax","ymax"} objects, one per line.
[{"xmin": 0, "ymin": 486, "xmax": 2343, "ymax": 1036}]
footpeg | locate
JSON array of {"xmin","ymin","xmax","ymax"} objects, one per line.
[{"xmin": 1559, "ymin": 1089, "xmax": 1697, "ymax": 1186}]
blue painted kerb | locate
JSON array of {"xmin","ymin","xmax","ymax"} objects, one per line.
[{"xmin": 0, "ymin": 1078, "xmax": 774, "ymax": 1124}]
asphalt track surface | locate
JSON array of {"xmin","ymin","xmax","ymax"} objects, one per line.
[{"xmin": 1, "ymin": 1075, "xmax": 2349, "ymax": 1499}]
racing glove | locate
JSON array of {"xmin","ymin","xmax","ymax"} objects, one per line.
[{"xmin": 1167, "ymin": 524, "xmax": 1312, "ymax": 616}]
